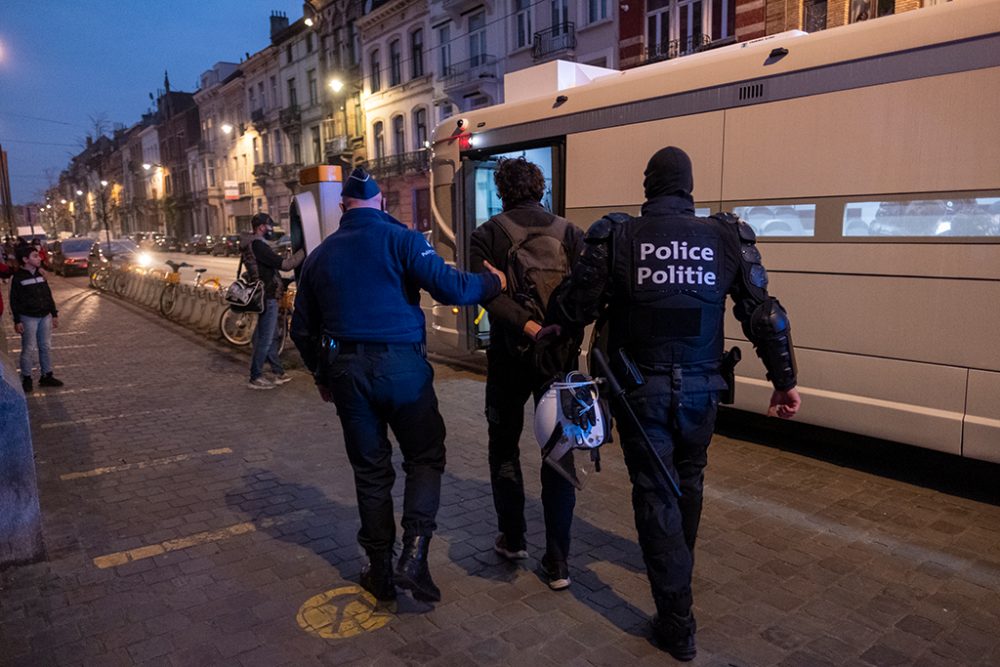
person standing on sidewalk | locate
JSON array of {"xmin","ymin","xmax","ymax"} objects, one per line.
[
  {"xmin": 468, "ymin": 157, "xmax": 585, "ymax": 590},
  {"xmin": 243, "ymin": 212, "xmax": 305, "ymax": 390},
  {"xmin": 0, "ymin": 250, "xmax": 13, "ymax": 357},
  {"xmin": 291, "ymin": 167, "xmax": 505, "ymax": 606},
  {"xmin": 9, "ymin": 245, "xmax": 63, "ymax": 392},
  {"xmin": 547, "ymin": 146, "xmax": 800, "ymax": 660}
]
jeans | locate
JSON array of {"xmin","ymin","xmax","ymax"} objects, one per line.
[
  {"xmin": 618, "ymin": 372, "xmax": 717, "ymax": 616},
  {"xmin": 485, "ymin": 349, "xmax": 576, "ymax": 563},
  {"xmin": 19, "ymin": 314, "xmax": 53, "ymax": 377},
  {"xmin": 326, "ymin": 343, "xmax": 446, "ymax": 554},
  {"xmin": 250, "ymin": 299, "xmax": 283, "ymax": 381}
]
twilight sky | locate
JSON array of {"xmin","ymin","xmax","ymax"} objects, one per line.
[{"xmin": 0, "ymin": 0, "xmax": 303, "ymax": 204}]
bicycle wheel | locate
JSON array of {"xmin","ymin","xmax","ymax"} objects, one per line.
[
  {"xmin": 112, "ymin": 271, "xmax": 128, "ymax": 296},
  {"xmin": 275, "ymin": 313, "xmax": 288, "ymax": 355},
  {"xmin": 160, "ymin": 284, "xmax": 179, "ymax": 317},
  {"xmin": 91, "ymin": 267, "xmax": 110, "ymax": 291},
  {"xmin": 220, "ymin": 307, "xmax": 257, "ymax": 346}
]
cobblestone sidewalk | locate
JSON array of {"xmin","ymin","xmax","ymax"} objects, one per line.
[{"xmin": 2, "ymin": 276, "xmax": 999, "ymax": 666}]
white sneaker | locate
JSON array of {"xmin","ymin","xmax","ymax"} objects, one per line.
[
  {"xmin": 271, "ymin": 374, "xmax": 292, "ymax": 386},
  {"xmin": 248, "ymin": 377, "xmax": 275, "ymax": 390}
]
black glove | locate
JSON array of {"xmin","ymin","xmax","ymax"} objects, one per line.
[{"xmin": 560, "ymin": 385, "xmax": 596, "ymax": 431}]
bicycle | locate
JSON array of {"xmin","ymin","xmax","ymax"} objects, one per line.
[
  {"xmin": 220, "ymin": 277, "xmax": 294, "ymax": 352},
  {"xmin": 160, "ymin": 260, "xmax": 223, "ymax": 317}
]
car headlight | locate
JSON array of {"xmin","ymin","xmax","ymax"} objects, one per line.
[{"xmin": 137, "ymin": 252, "xmax": 154, "ymax": 268}]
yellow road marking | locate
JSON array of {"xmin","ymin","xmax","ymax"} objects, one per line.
[
  {"xmin": 61, "ymin": 447, "xmax": 232, "ymax": 480},
  {"xmin": 92, "ymin": 510, "xmax": 311, "ymax": 569},
  {"xmin": 296, "ymin": 586, "xmax": 393, "ymax": 639},
  {"xmin": 41, "ymin": 409, "xmax": 171, "ymax": 429}
]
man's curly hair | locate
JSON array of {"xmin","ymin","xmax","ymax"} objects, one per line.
[{"xmin": 494, "ymin": 157, "xmax": 545, "ymax": 206}]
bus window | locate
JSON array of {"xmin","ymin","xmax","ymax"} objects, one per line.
[
  {"xmin": 732, "ymin": 204, "xmax": 816, "ymax": 237},
  {"xmin": 469, "ymin": 146, "xmax": 556, "ymax": 228},
  {"xmin": 843, "ymin": 197, "xmax": 1000, "ymax": 237}
]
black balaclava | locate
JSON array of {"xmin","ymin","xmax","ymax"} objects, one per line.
[{"xmin": 643, "ymin": 146, "xmax": 694, "ymax": 201}]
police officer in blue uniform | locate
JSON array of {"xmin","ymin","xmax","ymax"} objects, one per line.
[
  {"xmin": 291, "ymin": 168, "xmax": 505, "ymax": 606},
  {"xmin": 547, "ymin": 147, "xmax": 801, "ymax": 660}
]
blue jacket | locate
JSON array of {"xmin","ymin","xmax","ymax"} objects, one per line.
[{"xmin": 291, "ymin": 207, "xmax": 500, "ymax": 365}]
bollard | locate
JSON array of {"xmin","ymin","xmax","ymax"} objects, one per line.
[{"xmin": 0, "ymin": 351, "xmax": 46, "ymax": 567}]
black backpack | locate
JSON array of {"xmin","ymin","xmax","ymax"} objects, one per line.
[{"xmin": 493, "ymin": 212, "xmax": 571, "ymax": 322}]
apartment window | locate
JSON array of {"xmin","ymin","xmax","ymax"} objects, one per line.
[
  {"xmin": 253, "ymin": 137, "xmax": 260, "ymax": 164},
  {"xmin": 207, "ymin": 159, "xmax": 216, "ymax": 187},
  {"xmin": 588, "ymin": 0, "xmax": 609, "ymax": 23},
  {"xmin": 311, "ymin": 126, "xmax": 321, "ymax": 163},
  {"xmin": 287, "ymin": 78, "xmax": 298, "ymax": 107},
  {"xmin": 308, "ymin": 69, "xmax": 318, "ymax": 105},
  {"xmin": 353, "ymin": 93, "xmax": 363, "ymax": 138},
  {"xmin": 370, "ymin": 50, "xmax": 382, "ymax": 92},
  {"xmin": 270, "ymin": 76, "xmax": 278, "ymax": 108},
  {"xmin": 647, "ymin": 0, "xmax": 713, "ymax": 57},
  {"xmin": 389, "ymin": 40, "xmax": 402, "ymax": 87},
  {"xmin": 306, "ymin": 32, "xmax": 314, "ymax": 52},
  {"xmin": 165, "ymin": 174, "xmax": 173, "ymax": 195},
  {"xmin": 392, "ymin": 116, "xmax": 405, "ymax": 155},
  {"xmin": 286, "ymin": 44, "xmax": 294, "ymax": 63},
  {"xmin": 373, "ymin": 121, "xmax": 385, "ymax": 159},
  {"xmin": 438, "ymin": 103, "xmax": 453, "ymax": 122},
  {"xmin": 410, "ymin": 29, "xmax": 424, "ymax": 79},
  {"xmin": 248, "ymin": 87, "xmax": 256, "ymax": 111},
  {"xmin": 514, "ymin": 0, "xmax": 533, "ymax": 49},
  {"xmin": 274, "ymin": 129, "xmax": 283, "ymax": 163},
  {"xmin": 348, "ymin": 22, "xmax": 360, "ymax": 66},
  {"xmin": 262, "ymin": 134, "xmax": 270, "ymax": 163},
  {"xmin": 850, "ymin": 0, "xmax": 893, "ymax": 22},
  {"xmin": 551, "ymin": 0, "xmax": 569, "ymax": 34},
  {"xmin": 437, "ymin": 24, "xmax": 452, "ymax": 76},
  {"xmin": 258, "ymin": 82, "xmax": 266, "ymax": 108},
  {"xmin": 413, "ymin": 107, "xmax": 427, "ymax": 149},
  {"xmin": 292, "ymin": 139, "xmax": 302, "ymax": 164},
  {"xmin": 469, "ymin": 12, "xmax": 487, "ymax": 66}
]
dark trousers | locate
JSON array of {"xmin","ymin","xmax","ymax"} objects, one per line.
[
  {"xmin": 617, "ymin": 373, "xmax": 717, "ymax": 616},
  {"xmin": 485, "ymin": 349, "xmax": 576, "ymax": 562},
  {"xmin": 327, "ymin": 343, "xmax": 446, "ymax": 555}
]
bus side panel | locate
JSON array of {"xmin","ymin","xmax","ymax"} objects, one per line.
[
  {"xmin": 963, "ymin": 370, "xmax": 1000, "ymax": 464},
  {"xmin": 726, "ymin": 340, "xmax": 965, "ymax": 455},
  {"xmin": 565, "ymin": 112, "xmax": 726, "ymax": 209},
  {"xmin": 721, "ymin": 68, "xmax": 1000, "ymax": 201},
  {"xmin": 747, "ymin": 271, "xmax": 1000, "ymax": 373}
]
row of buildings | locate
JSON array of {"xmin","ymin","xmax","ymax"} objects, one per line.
[{"xmin": 43, "ymin": 0, "xmax": 925, "ymax": 241}]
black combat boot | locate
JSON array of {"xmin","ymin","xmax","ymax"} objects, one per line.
[
  {"xmin": 651, "ymin": 611, "xmax": 697, "ymax": 662},
  {"xmin": 359, "ymin": 551, "xmax": 397, "ymax": 604},
  {"xmin": 394, "ymin": 535, "xmax": 440, "ymax": 602},
  {"xmin": 22, "ymin": 375, "xmax": 33, "ymax": 393}
]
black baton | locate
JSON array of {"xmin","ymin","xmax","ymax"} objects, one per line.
[{"xmin": 591, "ymin": 348, "xmax": 682, "ymax": 499}]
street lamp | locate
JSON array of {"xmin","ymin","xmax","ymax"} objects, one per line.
[
  {"xmin": 76, "ymin": 189, "xmax": 83, "ymax": 196},
  {"xmin": 221, "ymin": 123, "xmax": 234, "ymax": 135}
]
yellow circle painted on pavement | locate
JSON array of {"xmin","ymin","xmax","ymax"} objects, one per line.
[{"xmin": 296, "ymin": 585, "xmax": 393, "ymax": 639}]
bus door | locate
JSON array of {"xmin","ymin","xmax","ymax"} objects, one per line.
[
  {"xmin": 457, "ymin": 143, "xmax": 565, "ymax": 352},
  {"xmin": 458, "ymin": 158, "xmax": 502, "ymax": 351}
]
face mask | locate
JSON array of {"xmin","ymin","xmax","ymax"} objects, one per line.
[{"xmin": 264, "ymin": 228, "xmax": 274, "ymax": 241}]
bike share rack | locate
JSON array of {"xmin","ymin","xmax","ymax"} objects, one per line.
[{"xmin": 90, "ymin": 267, "xmax": 235, "ymax": 347}]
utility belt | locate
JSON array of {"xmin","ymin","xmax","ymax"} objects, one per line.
[
  {"xmin": 615, "ymin": 347, "xmax": 741, "ymax": 403},
  {"xmin": 315, "ymin": 336, "xmax": 426, "ymax": 385}
]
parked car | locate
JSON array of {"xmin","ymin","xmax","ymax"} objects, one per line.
[
  {"xmin": 88, "ymin": 238, "xmax": 139, "ymax": 270},
  {"xmin": 50, "ymin": 238, "xmax": 94, "ymax": 276},
  {"xmin": 183, "ymin": 234, "xmax": 214, "ymax": 254},
  {"xmin": 154, "ymin": 236, "xmax": 181, "ymax": 252},
  {"xmin": 211, "ymin": 234, "xmax": 241, "ymax": 256}
]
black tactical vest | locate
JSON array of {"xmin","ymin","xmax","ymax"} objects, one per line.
[{"xmin": 608, "ymin": 213, "xmax": 729, "ymax": 367}]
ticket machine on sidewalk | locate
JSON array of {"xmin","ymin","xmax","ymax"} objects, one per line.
[{"xmin": 289, "ymin": 166, "xmax": 343, "ymax": 258}]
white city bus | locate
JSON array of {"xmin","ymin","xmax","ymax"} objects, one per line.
[{"xmin": 426, "ymin": 0, "xmax": 1000, "ymax": 462}]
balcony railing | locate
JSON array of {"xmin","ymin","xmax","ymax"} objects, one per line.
[
  {"xmin": 644, "ymin": 34, "xmax": 712, "ymax": 63},
  {"xmin": 324, "ymin": 137, "xmax": 348, "ymax": 160},
  {"xmin": 532, "ymin": 23, "xmax": 576, "ymax": 60},
  {"xmin": 443, "ymin": 56, "xmax": 498, "ymax": 89},
  {"xmin": 252, "ymin": 163, "xmax": 274, "ymax": 182},
  {"xmin": 250, "ymin": 108, "xmax": 268, "ymax": 132},
  {"xmin": 279, "ymin": 105, "xmax": 301, "ymax": 128},
  {"xmin": 365, "ymin": 150, "xmax": 430, "ymax": 178},
  {"xmin": 278, "ymin": 163, "xmax": 304, "ymax": 184}
]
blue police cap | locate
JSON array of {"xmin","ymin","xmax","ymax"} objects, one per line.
[{"xmin": 343, "ymin": 167, "xmax": 381, "ymax": 200}]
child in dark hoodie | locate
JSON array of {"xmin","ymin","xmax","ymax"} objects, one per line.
[{"xmin": 10, "ymin": 244, "xmax": 63, "ymax": 393}]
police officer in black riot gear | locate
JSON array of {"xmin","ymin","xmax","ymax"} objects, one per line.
[{"xmin": 546, "ymin": 146, "xmax": 801, "ymax": 661}]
